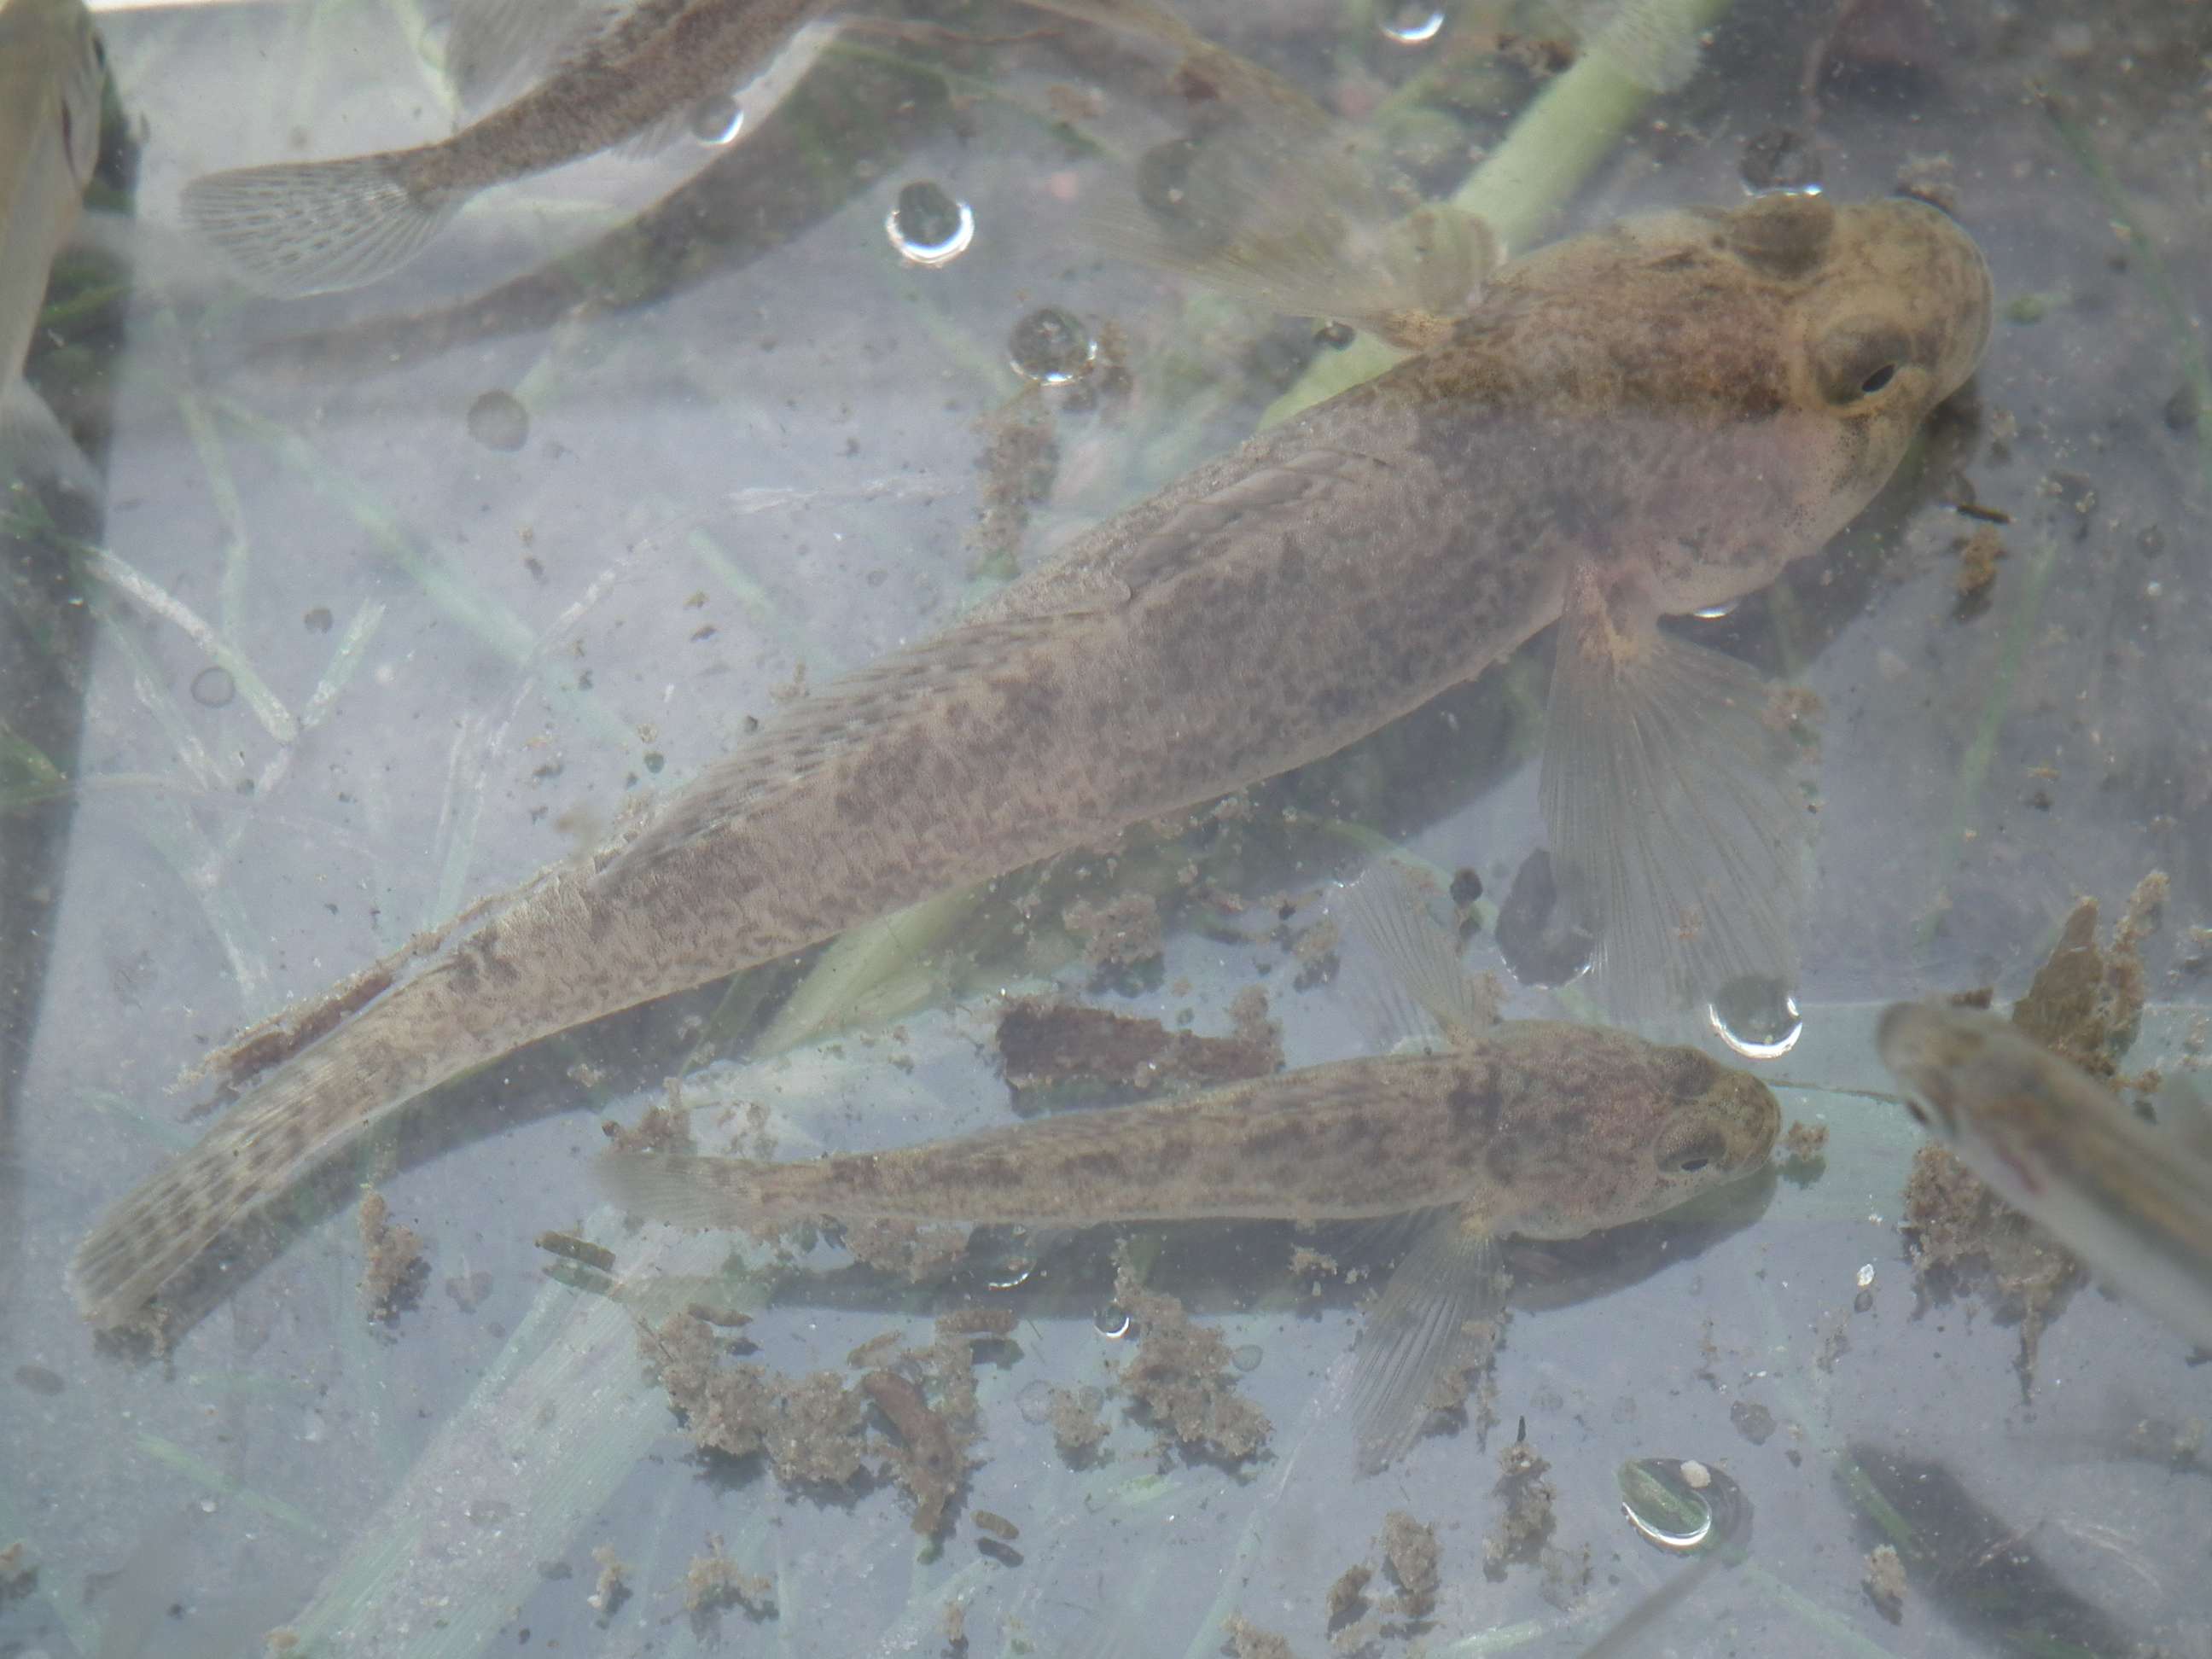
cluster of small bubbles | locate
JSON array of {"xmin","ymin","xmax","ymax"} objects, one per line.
[
  {"xmin": 887, "ymin": 181, "xmax": 975, "ymax": 268},
  {"xmin": 1231, "ymin": 1343, "xmax": 1262, "ymax": 1373},
  {"xmin": 1093, "ymin": 1301, "xmax": 1132, "ymax": 1339},
  {"xmin": 1706, "ymin": 975, "xmax": 1805, "ymax": 1060},
  {"xmin": 1007, "ymin": 307, "xmax": 1097, "ymax": 385},
  {"xmin": 1691, "ymin": 597, "xmax": 1740, "ymax": 620},
  {"xmin": 690, "ymin": 95, "xmax": 745, "ymax": 146},
  {"xmin": 1738, "ymin": 128, "xmax": 1825, "ymax": 195},
  {"xmin": 1378, "ymin": 2, "xmax": 1447, "ymax": 45},
  {"xmin": 1016, "ymin": 1379, "xmax": 1056, "ymax": 1424},
  {"xmin": 466, "ymin": 389, "xmax": 530, "ymax": 452},
  {"xmin": 190, "ymin": 665, "xmax": 236, "ymax": 707}
]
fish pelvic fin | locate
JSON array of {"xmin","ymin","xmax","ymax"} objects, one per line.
[
  {"xmin": 1540, "ymin": 566, "xmax": 1815, "ymax": 1022},
  {"xmin": 1344, "ymin": 1204, "xmax": 1509, "ymax": 1473},
  {"xmin": 183, "ymin": 154, "xmax": 471, "ymax": 297}
]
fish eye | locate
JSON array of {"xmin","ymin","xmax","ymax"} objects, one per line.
[
  {"xmin": 1677, "ymin": 1155, "xmax": 1710, "ymax": 1173},
  {"xmin": 1657, "ymin": 1126, "xmax": 1726, "ymax": 1175},
  {"xmin": 1813, "ymin": 322, "xmax": 1913, "ymax": 406}
]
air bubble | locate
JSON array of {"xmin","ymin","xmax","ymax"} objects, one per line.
[
  {"xmin": 1706, "ymin": 976, "xmax": 1804, "ymax": 1060},
  {"xmin": 1008, "ymin": 307, "xmax": 1097, "ymax": 385},
  {"xmin": 1691, "ymin": 597, "xmax": 1740, "ymax": 620},
  {"xmin": 690, "ymin": 95, "xmax": 744, "ymax": 146},
  {"xmin": 1231, "ymin": 1343, "xmax": 1262, "ymax": 1373},
  {"xmin": 887, "ymin": 181, "xmax": 975, "ymax": 268},
  {"xmin": 467, "ymin": 389, "xmax": 529, "ymax": 452},
  {"xmin": 1016, "ymin": 1380, "xmax": 1055, "ymax": 1424},
  {"xmin": 1378, "ymin": 3, "xmax": 1446, "ymax": 44},
  {"xmin": 1093, "ymin": 1302, "xmax": 1132, "ymax": 1340}
]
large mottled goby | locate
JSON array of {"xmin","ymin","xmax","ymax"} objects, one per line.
[
  {"xmin": 71, "ymin": 190, "xmax": 1990, "ymax": 1330},
  {"xmin": 602, "ymin": 863, "xmax": 1782, "ymax": 1468}
]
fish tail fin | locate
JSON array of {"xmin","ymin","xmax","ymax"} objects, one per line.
[
  {"xmin": 598, "ymin": 1150, "xmax": 830, "ymax": 1232},
  {"xmin": 183, "ymin": 154, "xmax": 470, "ymax": 296}
]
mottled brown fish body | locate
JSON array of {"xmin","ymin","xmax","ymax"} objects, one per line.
[
  {"xmin": 599, "ymin": 1023, "xmax": 1778, "ymax": 1236},
  {"xmin": 72, "ymin": 195, "xmax": 1981, "ymax": 1326}
]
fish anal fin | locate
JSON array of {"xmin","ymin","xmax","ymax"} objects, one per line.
[
  {"xmin": 1346, "ymin": 1204, "xmax": 1510, "ymax": 1473},
  {"xmin": 1539, "ymin": 566, "xmax": 1814, "ymax": 1022}
]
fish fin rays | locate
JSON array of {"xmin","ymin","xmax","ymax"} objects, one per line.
[
  {"xmin": 1025, "ymin": 0, "xmax": 1495, "ymax": 342},
  {"xmin": 1540, "ymin": 566, "xmax": 1814, "ymax": 1022},
  {"xmin": 444, "ymin": 0, "xmax": 608, "ymax": 114},
  {"xmin": 1345, "ymin": 1205, "xmax": 1509, "ymax": 1473},
  {"xmin": 183, "ymin": 156, "xmax": 469, "ymax": 297},
  {"xmin": 1338, "ymin": 859, "xmax": 1499, "ymax": 1048},
  {"xmin": 597, "ymin": 610, "xmax": 1098, "ymax": 879},
  {"xmin": 598, "ymin": 1150, "xmax": 771, "ymax": 1231}
]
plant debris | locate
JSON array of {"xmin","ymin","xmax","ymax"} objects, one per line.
[
  {"xmin": 1048, "ymin": 1385, "xmax": 1110, "ymax": 1463},
  {"xmin": 1223, "ymin": 1615, "xmax": 1302, "ymax": 1659},
  {"xmin": 684, "ymin": 1534, "xmax": 775, "ymax": 1619},
  {"xmin": 842, "ymin": 1218, "xmax": 974, "ymax": 1284},
  {"xmin": 1863, "ymin": 1543, "xmax": 1907, "ymax": 1622},
  {"xmin": 0, "ymin": 1541, "xmax": 34, "ymax": 1603},
  {"xmin": 588, "ymin": 1545, "xmax": 628, "ymax": 1617},
  {"xmin": 1380, "ymin": 1511, "xmax": 1441, "ymax": 1620},
  {"xmin": 1062, "ymin": 891, "xmax": 1164, "ymax": 976}
]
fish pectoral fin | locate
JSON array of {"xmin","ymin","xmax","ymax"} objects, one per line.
[
  {"xmin": 183, "ymin": 154, "xmax": 470, "ymax": 298},
  {"xmin": 595, "ymin": 609, "xmax": 1097, "ymax": 878},
  {"xmin": 1540, "ymin": 565, "xmax": 1815, "ymax": 1022},
  {"xmin": 0, "ymin": 378, "xmax": 99, "ymax": 499},
  {"xmin": 443, "ymin": 0, "xmax": 604, "ymax": 114},
  {"xmin": 1027, "ymin": 0, "xmax": 1495, "ymax": 341},
  {"xmin": 1344, "ymin": 1205, "xmax": 1509, "ymax": 1473},
  {"xmin": 1337, "ymin": 858, "xmax": 1499, "ymax": 1048}
]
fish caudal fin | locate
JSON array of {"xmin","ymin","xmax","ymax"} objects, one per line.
[
  {"xmin": 1540, "ymin": 567, "xmax": 1815, "ymax": 1022},
  {"xmin": 1343, "ymin": 1205, "xmax": 1509, "ymax": 1473},
  {"xmin": 183, "ymin": 155, "xmax": 469, "ymax": 297}
]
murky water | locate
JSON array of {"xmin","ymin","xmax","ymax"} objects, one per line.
[{"xmin": 4, "ymin": 3, "xmax": 2209, "ymax": 1656}]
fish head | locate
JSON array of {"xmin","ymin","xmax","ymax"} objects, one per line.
[
  {"xmin": 1498, "ymin": 1025, "xmax": 1779, "ymax": 1238},
  {"xmin": 1473, "ymin": 190, "xmax": 1991, "ymax": 619},
  {"xmin": 1640, "ymin": 1041, "xmax": 1783, "ymax": 1209}
]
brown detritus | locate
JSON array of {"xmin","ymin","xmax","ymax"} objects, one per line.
[
  {"xmin": 936, "ymin": 1306, "xmax": 1020, "ymax": 1339},
  {"xmin": 204, "ymin": 958, "xmax": 398, "ymax": 1091},
  {"xmin": 1228, "ymin": 985, "xmax": 1279, "ymax": 1055},
  {"xmin": 843, "ymin": 1219, "xmax": 973, "ymax": 1284},
  {"xmin": 973, "ymin": 1509, "xmax": 1019, "ymax": 1541},
  {"xmin": 265, "ymin": 1629, "xmax": 300, "ymax": 1655},
  {"xmin": 1903, "ymin": 1143, "xmax": 2078, "ymax": 1390},
  {"xmin": 862, "ymin": 1368, "xmax": 967, "ymax": 1535},
  {"xmin": 1730, "ymin": 1400, "xmax": 1778, "ymax": 1445},
  {"xmin": 1323, "ymin": 1563, "xmax": 1371, "ymax": 1630},
  {"xmin": 357, "ymin": 1188, "xmax": 427, "ymax": 1322},
  {"xmin": 1048, "ymin": 1385, "xmax": 1109, "ymax": 1462},
  {"xmin": 1539, "ymin": 1543, "xmax": 1592, "ymax": 1611},
  {"xmin": 683, "ymin": 1533, "xmax": 775, "ymax": 1619},
  {"xmin": 0, "ymin": 1541, "xmax": 34, "ymax": 1602},
  {"xmin": 602, "ymin": 1094, "xmax": 697, "ymax": 1156},
  {"xmin": 589, "ymin": 1545, "xmax": 629, "ymax": 1616},
  {"xmin": 2010, "ymin": 877, "xmax": 2167, "ymax": 1079},
  {"xmin": 1864, "ymin": 1543, "xmax": 1906, "ymax": 1622},
  {"xmin": 443, "ymin": 1269, "xmax": 493, "ymax": 1312},
  {"xmin": 684, "ymin": 1301, "xmax": 752, "ymax": 1330},
  {"xmin": 1223, "ymin": 1616, "xmax": 1302, "ymax": 1659},
  {"xmin": 1289, "ymin": 1245, "xmax": 1338, "ymax": 1284},
  {"xmin": 535, "ymin": 1231, "xmax": 616, "ymax": 1273},
  {"xmin": 968, "ymin": 390, "xmax": 1058, "ymax": 578},
  {"xmin": 1781, "ymin": 1119, "xmax": 1829, "ymax": 1171},
  {"xmin": 941, "ymin": 1598, "xmax": 969, "ymax": 1654},
  {"xmin": 1815, "ymin": 1308, "xmax": 1852, "ymax": 1373},
  {"xmin": 1110, "ymin": 1259, "xmax": 1272, "ymax": 1463},
  {"xmin": 643, "ymin": 1313, "xmax": 870, "ymax": 1486},
  {"xmin": 1483, "ymin": 1437, "xmax": 1556, "ymax": 1579},
  {"xmin": 1290, "ymin": 915, "xmax": 1342, "ymax": 991},
  {"xmin": 1949, "ymin": 985, "xmax": 1995, "ymax": 1009},
  {"xmin": 1379, "ymin": 1511, "xmax": 1441, "ymax": 1619},
  {"xmin": 994, "ymin": 997, "xmax": 1281, "ymax": 1104},
  {"xmin": 1062, "ymin": 892, "xmax": 1164, "ymax": 975},
  {"xmin": 847, "ymin": 1330, "xmax": 903, "ymax": 1370},
  {"xmin": 1952, "ymin": 523, "xmax": 2005, "ymax": 607}
]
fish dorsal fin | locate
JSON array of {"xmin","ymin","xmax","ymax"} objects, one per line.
[
  {"xmin": 1540, "ymin": 566, "xmax": 1814, "ymax": 1022},
  {"xmin": 1337, "ymin": 859, "xmax": 1499, "ymax": 1049},
  {"xmin": 597, "ymin": 608, "xmax": 1097, "ymax": 879},
  {"xmin": 1342, "ymin": 1203, "xmax": 1509, "ymax": 1472},
  {"xmin": 1024, "ymin": 0, "xmax": 1496, "ymax": 343}
]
